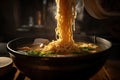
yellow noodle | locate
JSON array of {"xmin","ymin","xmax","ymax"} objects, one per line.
[{"xmin": 42, "ymin": 0, "xmax": 80, "ymax": 54}]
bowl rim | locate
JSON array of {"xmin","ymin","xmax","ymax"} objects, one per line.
[{"xmin": 7, "ymin": 36, "xmax": 112, "ymax": 58}]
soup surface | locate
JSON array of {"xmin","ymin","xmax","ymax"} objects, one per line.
[{"xmin": 17, "ymin": 41, "xmax": 100, "ymax": 57}]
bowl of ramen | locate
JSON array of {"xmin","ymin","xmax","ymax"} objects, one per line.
[
  {"xmin": 7, "ymin": 36, "xmax": 112, "ymax": 80},
  {"xmin": 7, "ymin": 0, "xmax": 112, "ymax": 79}
]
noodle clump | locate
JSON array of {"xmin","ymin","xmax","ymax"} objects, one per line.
[{"xmin": 42, "ymin": 0, "xmax": 80, "ymax": 54}]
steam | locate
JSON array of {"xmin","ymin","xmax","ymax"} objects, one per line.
[{"xmin": 48, "ymin": 0, "xmax": 85, "ymax": 21}]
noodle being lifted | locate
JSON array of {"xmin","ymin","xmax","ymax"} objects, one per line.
[
  {"xmin": 42, "ymin": 0, "xmax": 79, "ymax": 54},
  {"xmin": 18, "ymin": 0, "xmax": 100, "ymax": 56}
]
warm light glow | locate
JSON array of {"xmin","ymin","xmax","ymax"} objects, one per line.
[{"xmin": 37, "ymin": 11, "xmax": 42, "ymax": 25}]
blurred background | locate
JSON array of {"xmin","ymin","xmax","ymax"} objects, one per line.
[
  {"xmin": 0, "ymin": 0, "xmax": 120, "ymax": 79},
  {"xmin": 0, "ymin": 0, "xmax": 119, "ymax": 42}
]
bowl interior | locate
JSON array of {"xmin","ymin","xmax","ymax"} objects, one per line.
[{"xmin": 7, "ymin": 36, "xmax": 112, "ymax": 58}]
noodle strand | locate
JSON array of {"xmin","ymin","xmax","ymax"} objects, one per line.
[{"xmin": 42, "ymin": 0, "xmax": 80, "ymax": 54}]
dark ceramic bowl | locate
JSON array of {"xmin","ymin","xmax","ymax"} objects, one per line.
[{"xmin": 7, "ymin": 36, "xmax": 112, "ymax": 80}]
